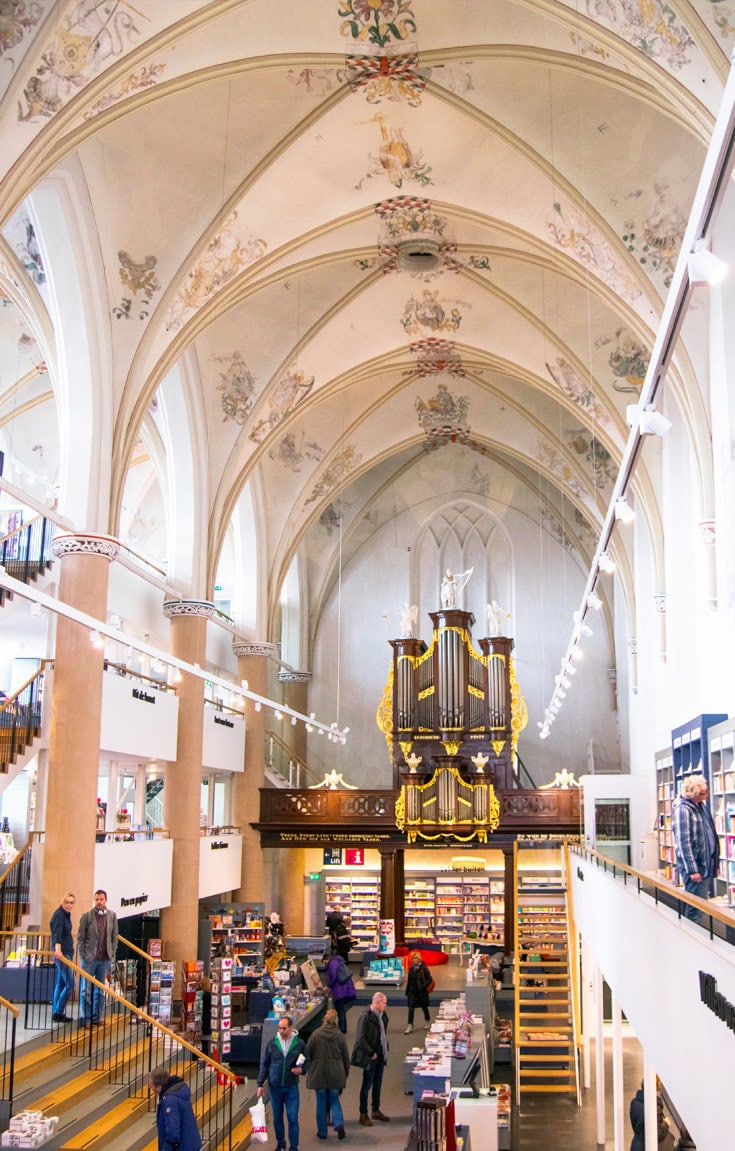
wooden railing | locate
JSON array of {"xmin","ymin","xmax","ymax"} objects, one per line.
[
  {"xmin": 0, "ymin": 994, "xmax": 17, "ymax": 1126},
  {"xmin": 570, "ymin": 844, "xmax": 735, "ymax": 943},
  {"xmin": 0, "ymin": 663, "xmax": 50, "ymax": 772}
]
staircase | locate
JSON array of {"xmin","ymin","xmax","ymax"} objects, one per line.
[
  {"xmin": 0, "ymin": 515, "xmax": 55, "ymax": 607},
  {"xmin": 0, "ymin": 664, "xmax": 49, "ymax": 776},
  {"xmin": 1, "ymin": 958, "xmax": 253, "ymax": 1150},
  {"xmin": 514, "ymin": 850, "xmax": 579, "ymax": 1102}
]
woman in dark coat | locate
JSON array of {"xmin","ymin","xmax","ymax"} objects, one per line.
[
  {"xmin": 404, "ymin": 950, "xmax": 432, "ymax": 1033},
  {"xmin": 629, "ymin": 1085, "xmax": 645, "ymax": 1151},
  {"xmin": 306, "ymin": 1008, "xmax": 350, "ymax": 1140}
]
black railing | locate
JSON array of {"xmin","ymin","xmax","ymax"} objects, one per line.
[
  {"xmin": 26, "ymin": 956, "xmax": 243, "ymax": 1148},
  {"xmin": 0, "ymin": 836, "xmax": 42, "ymax": 934},
  {"xmin": 0, "ymin": 665, "xmax": 49, "ymax": 773},
  {"xmin": 0, "ymin": 996, "xmax": 17, "ymax": 1127},
  {"xmin": 0, "ymin": 516, "xmax": 54, "ymax": 604}
]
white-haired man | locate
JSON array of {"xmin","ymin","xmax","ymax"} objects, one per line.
[
  {"xmin": 672, "ymin": 774, "xmax": 719, "ymax": 922},
  {"xmin": 351, "ymin": 991, "xmax": 390, "ymax": 1126}
]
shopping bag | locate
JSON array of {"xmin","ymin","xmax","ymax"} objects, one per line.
[
  {"xmin": 426, "ymin": 978, "xmax": 436, "ymax": 994},
  {"xmin": 249, "ymin": 1097, "xmax": 268, "ymax": 1143}
]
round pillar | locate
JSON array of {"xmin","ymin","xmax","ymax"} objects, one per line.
[
  {"xmin": 159, "ymin": 600, "xmax": 213, "ymax": 964},
  {"xmin": 41, "ymin": 534, "xmax": 118, "ymax": 929},
  {"xmin": 231, "ymin": 640, "xmax": 276, "ymax": 905}
]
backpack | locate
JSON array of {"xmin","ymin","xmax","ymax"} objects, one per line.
[{"xmin": 335, "ymin": 959, "xmax": 353, "ymax": 985}]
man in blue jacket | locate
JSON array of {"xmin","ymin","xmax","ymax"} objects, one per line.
[
  {"xmin": 257, "ymin": 1015, "xmax": 309, "ymax": 1151},
  {"xmin": 672, "ymin": 774, "xmax": 719, "ymax": 922},
  {"xmin": 148, "ymin": 1066, "xmax": 202, "ymax": 1151}
]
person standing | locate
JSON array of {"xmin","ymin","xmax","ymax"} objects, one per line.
[
  {"xmin": 148, "ymin": 1065, "xmax": 202, "ymax": 1151},
  {"xmin": 50, "ymin": 891, "xmax": 75, "ymax": 1023},
  {"xmin": 257, "ymin": 1014, "xmax": 309, "ymax": 1151},
  {"xmin": 403, "ymin": 950, "xmax": 432, "ymax": 1033},
  {"xmin": 325, "ymin": 912, "xmax": 352, "ymax": 960},
  {"xmin": 306, "ymin": 1007, "xmax": 349, "ymax": 1141},
  {"xmin": 323, "ymin": 952, "xmax": 356, "ymax": 1034},
  {"xmin": 77, "ymin": 888, "xmax": 118, "ymax": 1026},
  {"xmin": 672, "ymin": 775, "xmax": 719, "ymax": 923},
  {"xmin": 351, "ymin": 991, "xmax": 390, "ymax": 1127}
]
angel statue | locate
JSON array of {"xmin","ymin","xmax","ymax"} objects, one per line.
[
  {"xmin": 440, "ymin": 567, "xmax": 473, "ymax": 609},
  {"xmin": 485, "ymin": 600, "xmax": 509, "ymax": 637},
  {"xmin": 382, "ymin": 602, "xmax": 418, "ymax": 638}
]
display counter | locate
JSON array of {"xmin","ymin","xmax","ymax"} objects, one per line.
[{"xmin": 259, "ymin": 996, "xmax": 327, "ymax": 1059}]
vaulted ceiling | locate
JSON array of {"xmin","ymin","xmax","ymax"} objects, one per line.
[{"xmin": 0, "ymin": 1, "xmax": 729, "ymax": 637}]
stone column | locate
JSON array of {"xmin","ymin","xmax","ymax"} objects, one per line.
[
  {"xmin": 231, "ymin": 641, "xmax": 276, "ymax": 906},
  {"xmin": 502, "ymin": 844, "xmax": 514, "ymax": 957},
  {"xmin": 159, "ymin": 600, "xmax": 213, "ymax": 965},
  {"xmin": 379, "ymin": 847, "xmax": 405, "ymax": 945},
  {"xmin": 276, "ymin": 671, "xmax": 312, "ymax": 932},
  {"xmin": 41, "ymin": 534, "xmax": 118, "ymax": 929}
]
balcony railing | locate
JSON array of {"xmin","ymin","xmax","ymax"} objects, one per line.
[{"xmin": 0, "ymin": 515, "xmax": 55, "ymax": 605}]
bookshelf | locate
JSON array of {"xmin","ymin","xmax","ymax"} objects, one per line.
[
  {"xmin": 708, "ymin": 717, "xmax": 735, "ymax": 902},
  {"xmin": 672, "ymin": 713, "xmax": 726, "ymax": 790},
  {"xmin": 324, "ymin": 875, "xmax": 380, "ymax": 947},
  {"xmin": 655, "ymin": 746, "xmax": 675, "ymax": 874},
  {"xmin": 199, "ymin": 902, "xmax": 265, "ymax": 976},
  {"xmin": 435, "ymin": 876, "xmax": 465, "ymax": 951},
  {"xmin": 405, "ymin": 877, "xmax": 436, "ymax": 940}
]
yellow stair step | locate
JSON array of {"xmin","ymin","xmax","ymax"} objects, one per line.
[
  {"xmin": 62, "ymin": 1095, "xmax": 149, "ymax": 1150},
  {"xmin": 33, "ymin": 1070, "xmax": 111, "ymax": 1116}
]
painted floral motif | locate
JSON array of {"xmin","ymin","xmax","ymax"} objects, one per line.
[
  {"xmin": 345, "ymin": 48, "xmax": 426, "ymax": 104},
  {"xmin": 537, "ymin": 439, "xmax": 588, "ymax": 501},
  {"xmin": 466, "ymin": 255, "xmax": 491, "ymax": 271},
  {"xmin": 468, "ymin": 464, "xmax": 489, "ymax": 497},
  {"xmin": 422, "ymin": 61, "xmax": 475, "ymax": 95},
  {"xmin": 165, "ymin": 212, "xmax": 266, "ymax": 331},
  {"xmin": 376, "ymin": 195, "xmax": 445, "ymax": 239},
  {"xmin": 84, "ymin": 63, "xmax": 164, "ymax": 119},
  {"xmin": 415, "ymin": 382, "xmax": 469, "ymax": 432},
  {"xmin": 18, "ymin": 0, "xmax": 146, "ymax": 122},
  {"xmin": 0, "ymin": 1, "xmax": 42, "ymax": 59},
  {"xmin": 338, "ymin": 0, "xmax": 417, "ymax": 47},
  {"xmin": 548, "ymin": 202, "xmax": 641, "ymax": 302},
  {"xmin": 566, "ymin": 428, "xmax": 616, "ymax": 490},
  {"xmin": 112, "ymin": 249, "xmax": 160, "ymax": 321},
  {"xmin": 287, "ymin": 66, "xmax": 336, "ymax": 95},
  {"xmin": 709, "ymin": 5, "xmax": 735, "ymax": 39},
  {"xmin": 305, "ymin": 445, "xmax": 362, "ymax": 505},
  {"xmin": 411, "ymin": 338, "xmax": 465, "ymax": 377},
  {"xmin": 17, "ymin": 218, "xmax": 44, "ymax": 284},
  {"xmin": 249, "ymin": 368, "xmax": 314, "ymax": 444},
  {"xmin": 319, "ymin": 504, "xmax": 341, "ymax": 534},
  {"xmin": 607, "ymin": 327, "xmax": 650, "ymax": 392},
  {"xmin": 585, "ymin": 0, "xmax": 694, "ymax": 69},
  {"xmin": 546, "ymin": 358, "xmax": 608, "ymax": 424},
  {"xmin": 623, "ymin": 181, "xmax": 686, "ymax": 288},
  {"xmin": 401, "ymin": 289, "xmax": 462, "ymax": 334},
  {"xmin": 355, "ymin": 114, "xmax": 432, "ymax": 189},
  {"xmin": 268, "ymin": 431, "xmax": 324, "ymax": 472},
  {"xmin": 541, "ymin": 509, "xmax": 574, "ymax": 551},
  {"xmin": 213, "ymin": 351, "xmax": 257, "ymax": 424}
]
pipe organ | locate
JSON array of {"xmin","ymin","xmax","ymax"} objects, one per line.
[{"xmin": 383, "ymin": 608, "xmax": 528, "ymax": 842}]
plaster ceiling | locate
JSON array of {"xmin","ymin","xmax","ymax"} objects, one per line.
[{"xmin": 0, "ymin": 0, "xmax": 730, "ymax": 630}]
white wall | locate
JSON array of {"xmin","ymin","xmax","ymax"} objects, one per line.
[
  {"xmin": 202, "ymin": 705, "xmax": 245, "ymax": 772},
  {"xmin": 100, "ymin": 669, "xmax": 178, "ymax": 760},
  {"xmin": 199, "ymin": 833, "xmax": 243, "ymax": 897},
  {"xmin": 94, "ymin": 838, "xmax": 173, "ymax": 918},
  {"xmin": 572, "ymin": 850, "xmax": 735, "ymax": 1147}
]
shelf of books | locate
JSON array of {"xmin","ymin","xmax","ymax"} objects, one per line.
[
  {"xmin": 405, "ymin": 877, "xmax": 436, "ymax": 940},
  {"xmin": 655, "ymin": 746, "xmax": 675, "ymax": 875},
  {"xmin": 199, "ymin": 903, "xmax": 265, "ymax": 977},
  {"xmin": 708, "ymin": 717, "xmax": 735, "ymax": 902},
  {"xmin": 324, "ymin": 875, "xmax": 380, "ymax": 947},
  {"xmin": 435, "ymin": 877, "xmax": 465, "ymax": 952}
]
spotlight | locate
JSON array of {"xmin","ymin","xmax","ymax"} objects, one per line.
[
  {"xmin": 539, "ymin": 730, "xmax": 549, "ymax": 740},
  {"xmin": 587, "ymin": 591, "xmax": 602, "ymax": 611},
  {"xmin": 89, "ymin": 628, "xmax": 104, "ymax": 650},
  {"xmin": 570, "ymin": 646, "xmax": 583, "ymax": 661},
  {"xmin": 639, "ymin": 408, "xmax": 672, "ymax": 437},
  {"xmin": 561, "ymin": 676, "xmax": 571, "ymax": 689},
  {"xmin": 615, "ymin": 498, "xmax": 635, "ymax": 524},
  {"xmin": 576, "ymin": 621, "xmax": 593, "ymax": 638},
  {"xmin": 566, "ymin": 663, "xmax": 577, "ymax": 675},
  {"xmin": 688, "ymin": 241, "xmax": 727, "ymax": 286},
  {"xmin": 598, "ymin": 552, "xmax": 616, "ymax": 574},
  {"xmin": 290, "ymin": 716, "xmax": 297, "ymax": 725},
  {"xmin": 254, "ymin": 701, "xmax": 261, "ymax": 712},
  {"xmin": 274, "ymin": 710, "xmax": 283, "ymax": 721},
  {"xmin": 305, "ymin": 723, "xmax": 314, "ymax": 733},
  {"xmin": 557, "ymin": 689, "xmax": 566, "ymax": 700}
]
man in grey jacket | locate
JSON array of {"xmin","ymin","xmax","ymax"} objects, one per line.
[{"xmin": 77, "ymin": 889, "xmax": 118, "ymax": 1025}]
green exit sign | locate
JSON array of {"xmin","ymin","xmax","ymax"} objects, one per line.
[{"xmin": 309, "ymin": 872, "xmax": 321, "ymax": 881}]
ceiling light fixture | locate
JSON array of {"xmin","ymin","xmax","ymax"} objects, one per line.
[
  {"xmin": 587, "ymin": 591, "xmax": 602, "ymax": 611},
  {"xmin": 598, "ymin": 552, "xmax": 616, "ymax": 574},
  {"xmin": 639, "ymin": 408, "xmax": 672, "ymax": 437},
  {"xmin": 614, "ymin": 498, "xmax": 635, "ymax": 524},
  {"xmin": 688, "ymin": 240, "xmax": 727, "ymax": 286}
]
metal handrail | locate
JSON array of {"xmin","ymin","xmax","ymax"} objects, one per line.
[
  {"xmin": 98, "ymin": 827, "xmax": 171, "ymax": 841},
  {"xmin": 103, "ymin": 660, "xmax": 177, "ymax": 694},
  {"xmin": 200, "ymin": 825, "xmax": 242, "ymax": 837},
  {"xmin": 117, "ymin": 934, "xmax": 153, "ymax": 964},
  {"xmin": 570, "ymin": 844, "xmax": 735, "ymax": 937},
  {"xmin": 0, "ymin": 663, "xmax": 51, "ymax": 715}
]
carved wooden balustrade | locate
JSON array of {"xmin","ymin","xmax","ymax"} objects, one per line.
[{"xmin": 255, "ymin": 785, "xmax": 580, "ymax": 846}]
